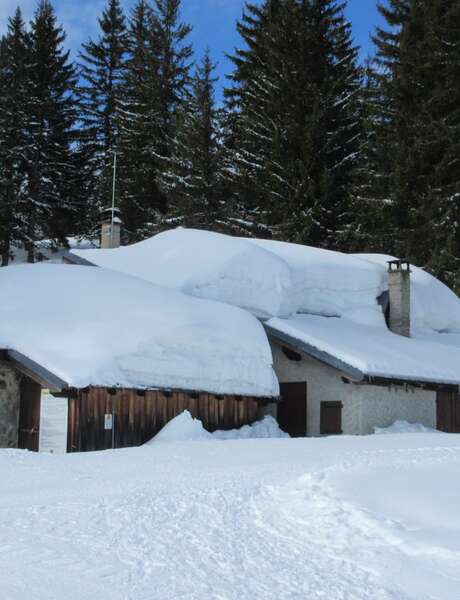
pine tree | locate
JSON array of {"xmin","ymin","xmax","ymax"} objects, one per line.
[
  {"xmin": 164, "ymin": 51, "xmax": 223, "ymax": 229},
  {"xmin": 78, "ymin": 0, "xmax": 128, "ymax": 215},
  {"xmin": 0, "ymin": 9, "xmax": 30, "ymax": 264},
  {"xmin": 224, "ymin": 0, "xmax": 363, "ymax": 248},
  {"xmin": 23, "ymin": 0, "xmax": 78, "ymax": 262}
]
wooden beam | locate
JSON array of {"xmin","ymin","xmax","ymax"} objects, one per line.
[{"xmin": 362, "ymin": 375, "xmax": 459, "ymax": 393}]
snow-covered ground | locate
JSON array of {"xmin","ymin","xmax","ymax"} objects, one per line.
[{"xmin": 2, "ymin": 432, "xmax": 460, "ymax": 600}]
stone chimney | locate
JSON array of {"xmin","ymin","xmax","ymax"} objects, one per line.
[
  {"xmin": 101, "ymin": 208, "xmax": 122, "ymax": 249},
  {"xmin": 387, "ymin": 259, "xmax": 411, "ymax": 337}
]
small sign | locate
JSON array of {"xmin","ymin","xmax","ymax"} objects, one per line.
[{"xmin": 104, "ymin": 414, "xmax": 113, "ymax": 430}]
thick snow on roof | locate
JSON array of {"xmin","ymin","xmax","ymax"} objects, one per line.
[
  {"xmin": 248, "ymin": 238, "xmax": 386, "ymax": 320},
  {"xmin": 72, "ymin": 228, "xmax": 460, "ymax": 334},
  {"xmin": 73, "ymin": 228, "xmax": 294, "ymax": 318},
  {"xmin": 0, "ymin": 264, "xmax": 278, "ymax": 396},
  {"xmin": 73, "ymin": 228, "xmax": 386, "ymax": 321},
  {"xmin": 268, "ymin": 314, "xmax": 460, "ymax": 385},
  {"xmin": 356, "ymin": 253, "xmax": 460, "ymax": 334}
]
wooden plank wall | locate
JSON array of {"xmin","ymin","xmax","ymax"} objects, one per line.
[{"xmin": 68, "ymin": 388, "xmax": 261, "ymax": 452}]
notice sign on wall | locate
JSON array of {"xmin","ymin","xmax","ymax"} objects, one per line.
[{"xmin": 104, "ymin": 414, "xmax": 113, "ymax": 430}]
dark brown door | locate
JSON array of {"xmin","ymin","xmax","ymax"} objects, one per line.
[
  {"xmin": 437, "ymin": 391, "xmax": 460, "ymax": 433},
  {"xmin": 278, "ymin": 382, "xmax": 307, "ymax": 437},
  {"xmin": 320, "ymin": 401, "xmax": 343, "ymax": 435},
  {"xmin": 18, "ymin": 377, "xmax": 41, "ymax": 451}
]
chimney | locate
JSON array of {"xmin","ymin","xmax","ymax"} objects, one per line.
[
  {"xmin": 101, "ymin": 207, "xmax": 122, "ymax": 249},
  {"xmin": 387, "ymin": 259, "xmax": 411, "ymax": 337}
]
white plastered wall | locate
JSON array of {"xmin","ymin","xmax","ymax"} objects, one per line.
[{"xmin": 270, "ymin": 341, "xmax": 437, "ymax": 436}]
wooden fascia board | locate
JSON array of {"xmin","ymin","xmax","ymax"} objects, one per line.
[
  {"xmin": 7, "ymin": 350, "xmax": 68, "ymax": 392},
  {"xmin": 62, "ymin": 251, "xmax": 97, "ymax": 267}
]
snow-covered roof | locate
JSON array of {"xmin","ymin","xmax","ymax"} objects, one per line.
[
  {"xmin": 70, "ymin": 228, "xmax": 386, "ymax": 320},
  {"xmin": 71, "ymin": 228, "xmax": 295, "ymax": 318},
  {"xmin": 0, "ymin": 264, "xmax": 278, "ymax": 397},
  {"xmin": 355, "ymin": 254, "xmax": 460, "ymax": 335},
  {"xmin": 71, "ymin": 228, "xmax": 460, "ymax": 334},
  {"xmin": 69, "ymin": 227, "xmax": 460, "ymax": 386},
  {"xmin": 266, "ymin": 314, "xmax": 460, "ymax": 386},
  {"xmin": 10, "ymin": 236, "xmax": 99, "ymax": 265}
]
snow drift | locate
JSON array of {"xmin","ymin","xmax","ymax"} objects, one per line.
[
  {"xmin": 148, "ymin": 410, "xmax": 288, "ymax": 443},
  {"xmin": 73, "ymin": 228, "xmax": 386, "ymax": 322},
  {"xmin": 0, "ymin": 264, "xmax": 278, "ymax": 396},
  {"xmin": 374, "ymin": 420, "xmax": 437, "ymax": 434},
  {"xmin": 73, "ymin": 228, "xmax": 295, "ymax": 318},
  {"xmin": 72, "ymin": 228, "xmax": 460, "ymax": 335},
  {"xmin": 249, "ymin": 238, "xmax": 386, "ymax": 324}
]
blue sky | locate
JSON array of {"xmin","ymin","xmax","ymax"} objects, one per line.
[{"xmin": 1, "ymin": 0, "xmax": 384, "ymax": 96}]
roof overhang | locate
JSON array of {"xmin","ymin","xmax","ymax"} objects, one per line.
[
  {"xmin": 264, "ymin": 323, "xmax": 460, "ymax": 392},
  {"xmin": 2, "ymin": 350, "xmax": 69, "ymax": 392},
  {"xmin": 62, "ymin": 251, "xmax": 97, "ymax": 266},
  {"xmin": 264, "ymin": 323, "xmax": 365, "ymax": 382}
]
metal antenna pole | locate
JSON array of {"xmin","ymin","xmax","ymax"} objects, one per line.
[{"xmin": 111, "ymin": 151, "xmax": 117, "ymax": 247}]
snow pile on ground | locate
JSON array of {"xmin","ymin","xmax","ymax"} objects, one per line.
[
  {"xmin": 374, "ymin": 420, "xmax": 438, "ymax": 435},
  {"xmin": 148, "ymin": 411, "xmax": 212, "ymax": 442},
  {"xmin": 149, "ymin": 411, "xmax": 288, "ymax": 442},
  {"xmin": 73, "ymin": 228, "xmax": 295, "ymax": 318},
  {"xmin": 0, "ymin": 264, "xmax": 278, "ymax": 396},
  {"xmin": 267, "ymin": 313, "xmax": 460, "ymax": 385},
  {"xmin": 1, "ymin": 433, "xmax": 460, "ymax": 600},
  {"xmin": 356, "ymin": 253, "xmax": 460, "ymax": 334},
  {"xmin": 212, "ymin": 414, "xmax": 289, "ymax": 440}
]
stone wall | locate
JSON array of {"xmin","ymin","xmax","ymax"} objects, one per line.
[
  {"xmin": 270, "ymin": 341, "xmax": 437, "ymax": 436},
  {"xmin": 0, "ymin": 362, "xmax": 21, "ymax": 448}
]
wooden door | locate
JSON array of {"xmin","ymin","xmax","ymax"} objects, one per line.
[
  {"xmin": 278, "ymin": 382, "xmax": 307, "ymax": 437},
  {"xmin": 18, "ymin": 377, "xmax": 41, "ymax": 451},
  {"xmin": 320, "ymin": 401, "xmax": 343, "ymax": 435},
  {"xmin": 437, "ymin": 391, "xmax": 460, "ymax": 433}
]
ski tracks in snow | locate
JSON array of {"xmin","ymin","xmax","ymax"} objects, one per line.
[
  {"xmin": 101, "ymin": 471, "xmax": 406, "ymax": 599},
  {"xmin": 1, "ymin": 441, "xmax": 460, "ymax": 599}
]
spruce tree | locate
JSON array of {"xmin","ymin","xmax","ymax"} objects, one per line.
[
  {"xmin": 370, "ymin": 0, "xmax": 460, "ymax": 292},
  {"xmin": 150, "ymin": 0, "xmax": 193, "ymax": 231},
  {"xmin": 118, "ymin": 0, "xmax": 193, "ymax": 240},
  {"xmin": 78, "ymin": 0, "xmax": 128, "ymax": 215},
  {"xmin": 118, "ymin": 0, "xmax": 164, "ymax": 240},
  {"xmin": 164, "ymin": 51, "xmax": 223, "ymax": 229},
  {"xmin": 0, "ymin": 9, "xmax": 30, "ymax": 264},
  {"xmin": 23, "ymin": 0, "xmax": 78, "ymax": 261},
  {"xmin": 224, "ymin": 0, "xmax": 363, "ymax": 248}
]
